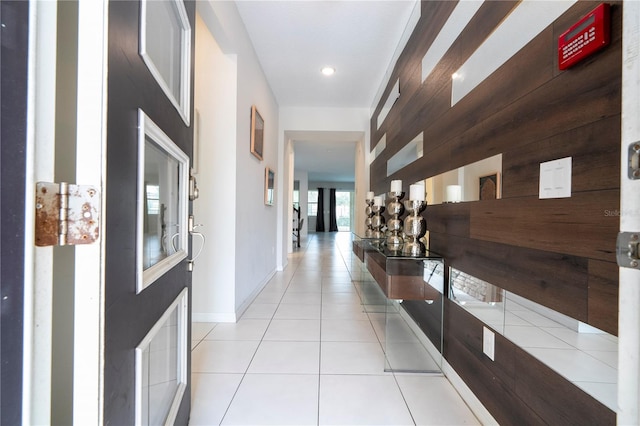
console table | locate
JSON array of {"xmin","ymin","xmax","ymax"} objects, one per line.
[
  {"xmin": 351, "ymin": 234, "xmax": 445, "ymax": 374},
  {"xmin": 352, "ymin": 236, "xmax": 443, "ymax": 301}
]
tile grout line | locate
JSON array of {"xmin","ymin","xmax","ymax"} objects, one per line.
[{"xmin": 216, "ymin": 235, "xmax": 313, "ymax": 425}]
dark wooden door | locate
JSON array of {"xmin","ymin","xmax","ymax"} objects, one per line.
[
  {"xmin": 0, "ymin": 1, "xmax": 29, "ymax": 424},
  {"xmin": 105, "ymin": 1, "xmax": 195, "ymax": 424}
]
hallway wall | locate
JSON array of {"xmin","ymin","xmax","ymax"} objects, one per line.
[
  {"xmin": 194, "ymin": 1, "xmax": 280, "ymax": 321},
  {"xmin": 193, "ymin": 14, "xmax": 237, "ymax": 321},
  {"xmin": 369, "ymin": 1, "xmax": 621, "ymax": 424}
]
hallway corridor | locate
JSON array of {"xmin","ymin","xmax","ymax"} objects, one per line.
[{"xmin": 189, "ymin": 232, "xmax": 479, "ymax": 425}]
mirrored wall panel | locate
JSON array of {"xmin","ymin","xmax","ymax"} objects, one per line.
[
  {"xmin": 387, "ymin": 133, "xmax": 423, "ymax": 176},
  {"xmin": 449, "ymin": 267, "xmax": 617, "ymax": 412},
  {"xmin": 419, "ymin": 154, "xmax": 502, "ymax": 204},
  {"xmin": 140, "ymin": 0, "xmax": 191, "ymax": 125},
  {"xmin": 137, "ymin": 110, "xmax": 189, "ymax": 293},
  {"xmin": 376, "ymin": 79, "xmax": 399, "ymax": 130},
  {"xmin": 372, "ymin": 134, "xmax": 386, "ymax": 161},
  {"xmin": 136, "ymin": 288, "xmax": 188, "ymax": 426}
]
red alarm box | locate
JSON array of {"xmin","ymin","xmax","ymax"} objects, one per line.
[{"xmin": 558, "ymin": 3, "xmax": 610, "ymax": 70}]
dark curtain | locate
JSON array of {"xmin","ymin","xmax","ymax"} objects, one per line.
[
  {"xmin": 329, "ymin": 188, "xmax": 338, "ymax": 232},
  {"xmin": 315, "ymin": 188, "xmax": 325, "ymax": 232}
]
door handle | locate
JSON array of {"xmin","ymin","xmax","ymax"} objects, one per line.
[{"xmin": 187, "ymin": 215, "xmax": 205, "ymax": 271}]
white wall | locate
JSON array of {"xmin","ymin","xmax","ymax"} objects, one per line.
[
  {"xmin": 195, "ymin": 1, "xmax": 279, "ymax": 321},
  {"xmin": 192, "ymin": 13, "xmax": 238, "ymax": 322}
]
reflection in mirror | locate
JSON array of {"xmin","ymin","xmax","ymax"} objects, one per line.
[
  {"xmin": 377, "ymin": 79, "xmax": 399, "ymax": 130},
  {"xmin": 387, "ymin": 133, "xmax": 423, "ymax": 176},
  {"xmin": 449, "ymin": 267, "xmax": 617, "ymax": 411},
  {"xmin": 423, "ymin": 259, "xmax": 445, "ymax": 294},
  {"xmin": 372, "ymin": 134, "xmax": 386, "ymax": 161},
  {"xmin": 422, "ymin": 153, "xmax": 502, "ymax": 204},
  {"xmin": 143, "ymin": 138, "xmax": 181, "ymax": 269}
]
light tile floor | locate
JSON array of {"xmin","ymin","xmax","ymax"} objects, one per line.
[{"xmin": 190, "ymin": 232, "xmax": 479, "ymax": 426}]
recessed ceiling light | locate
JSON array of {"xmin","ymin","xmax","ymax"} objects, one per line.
[{"xmin": 321, "ymin": 67, "xmax": 336, "ymax": 76}]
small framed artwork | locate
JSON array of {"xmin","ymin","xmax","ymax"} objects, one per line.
[
  {"xmin": 265, "ymin": 167, "xmax": 275, "ymax": 206},
  {"xmin": 250, "ymin": 105, "xmax": 264, "ymax": 160},
  {"xmin": 479, "ymin": 173, "xmax": 500, "ymax": 200}
]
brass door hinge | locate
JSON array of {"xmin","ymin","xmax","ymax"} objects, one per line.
[{"xmin": 35, "ymin": 182, "xmax": 100, "ymax": 246}]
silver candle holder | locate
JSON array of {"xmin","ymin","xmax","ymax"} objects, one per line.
[
  {"xmin": 365, "ymin": 198, "xmax": 375, "ymax": 238},
  {"xmin": 402, "ymin": 200, "xmax": 427, "ymax": 256},
  {"xmin": 371, "ymin": 203, "xmax": 386, "ymax": 239},
  {"xmin": 386, "ymin": 191, "xmax": 405, "ymax": 250}
]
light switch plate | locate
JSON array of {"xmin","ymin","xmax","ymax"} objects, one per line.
[
  {"xmin": 539, "ymin": 157, "xmax": 572, "ymax": 199},
  {"xmin": 483, "ymin": 326, "xmax": 495, "ymax": 361}
]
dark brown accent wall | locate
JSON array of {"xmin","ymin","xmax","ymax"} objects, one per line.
[
  {"xmin": 369, "ymin": 1, "xmax": 621, "ymax": 423},
  {"xmin": 445, "ymin": 300, "xmax": 615, "ymax": 425}
]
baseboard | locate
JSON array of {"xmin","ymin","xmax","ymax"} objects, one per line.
[
  {"xmin": 277, "ymin": 258, "xmax": 288, "ymax": 272},
  {"xmin": 234, "ymin": 269, "xmax": 277, "ymax": 320},
  {"xmin": 192, "ymin": 269, "xmax": 277, "ymax": 324}
]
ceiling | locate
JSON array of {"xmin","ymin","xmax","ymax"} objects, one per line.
[
  {"xmin": 235, "ymin": 0, "xmax": 417, "ymax": 183},
  {"xmin": 286, "ymin": 130, "xmax": 362, "ymax": 182}
]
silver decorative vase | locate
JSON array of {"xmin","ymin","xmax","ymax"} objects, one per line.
[
  {"xmin": 365, "ymin": 198, "xmax": 375, "ymax": 238},
  {"xmin": 386, "ymin": 191, "xmax": 405, "ymax": 250},
  {"xmin": 371, "ymin": 204, "xmax": 386, "ymax": 239},
  {"xmin": 402, "ymin": 200, "xmax": 426, "ymax": 256}
]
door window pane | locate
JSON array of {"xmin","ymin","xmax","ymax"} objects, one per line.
[
  {"xmin": 137, "ymin": 110, "xmax": 189, "ymax": 293},
  {"xmin": 140, "ymin": 0, "xmax": 191, "ymax": 125},
  {"xmin": 136, "ymin": 289, "xmax": 188, "ymax": 426},
  {"xmin": 143, "ymin": 139, "xmax": 181, "ymax": 269}
]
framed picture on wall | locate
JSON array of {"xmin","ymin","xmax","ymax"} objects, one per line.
[
  {"xmin": 479, "ymin": 173, "xmax": 500, "ymax": 200},
  {"xmin": 250, "ymin": 105, "xmax": 264, "ymax": 160},
  {"xmin": 265, "ymin": 167, "xmax": 275, "ymax": 206}
]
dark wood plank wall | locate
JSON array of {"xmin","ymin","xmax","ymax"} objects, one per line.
[
  {"xmin": 368, "ymin": 1, "xmax": 621, "ymax": 424},
  {"xmin": 445, "ymin": 300, "xmax": 616, "ymax": 425},
  {"xmin": 370, "ymin": 1, "xmax": 621, "ymax": 335}
]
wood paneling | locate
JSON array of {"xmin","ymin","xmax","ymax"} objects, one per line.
[
  {"xmin": 515, "ymin": 349, "xmax": 616, "ymax": 425},
  {"xmin": 444, "ymin": 301, "xmax": 542, "ymax": 425},
  {"xmin": 445, "ymin": 301, "xmax": 615, "ymax": 425},
  {"xmin": 402, "ymin": 298, "xmax": 443, "ymax": 350},
  {"xmin": 352, "ymin": 240, "xmax": 365, "ymax": 262},
  {"xmin": 371, "ymin": 1, "xmax": 622, "ymax": 195},
  {"xmin": 425, "ymin": 203, "xmax": 470, "ymax": 237},
  {"xmin": 364, "ymin": 251, "xmax": 439, "ymax": 300},
  {"xmin": 588, "ymin": 259, "xmax": 619, "ymax": 335},
  {"xmin": 431, "ymin": 232, "xmax": 589, "ymax": 321},
  {"xmin": 369, "ymin": 1, "xmax": 622, "ymax": 422},
  {"xmin": 469, "ymin": 191, "xmax": 619, "ymax": 262},
  {"xmin": 365, "ymin": 250, "xmax": 388, "ymax": 295},
  {"xmin": 502, "ymin": 116, "xmax": 621, "ymax": 198}
]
